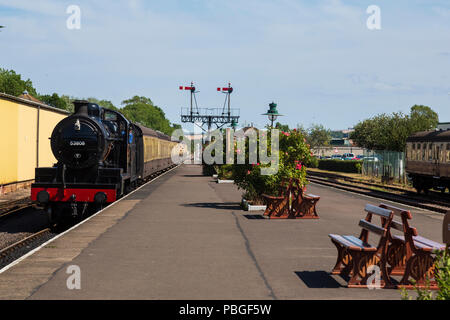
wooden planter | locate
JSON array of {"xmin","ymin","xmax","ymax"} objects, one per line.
[{"xmin": 242, "ymin": 199, "xmax": 267, "ymax": 211}]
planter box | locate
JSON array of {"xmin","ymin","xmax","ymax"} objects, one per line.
[
  {"xmin": 217, "ymin": 179, "xmax": 234, "ymax": 184},
  {"xmin": 242, "ymin": 199, "xmax": 267, "ymax": 212}
]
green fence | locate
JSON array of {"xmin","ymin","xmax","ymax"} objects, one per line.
[{"xmin": 362, "ymin": 150, "xmax": 406, "ymax": 183}]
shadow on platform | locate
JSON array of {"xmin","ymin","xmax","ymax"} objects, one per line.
[
  {"xmin": 181, "ymin": 174, "xmax": 206, "ymax": 178},
  {"xmin": 182, "ymin": 202, "xmax": 242, "ymax": 211},
  {"xmin": 243, "ymin": 214, "xmax": 265, "ymax": 220},
  {"xmin": 295, "ymin": 271, "xmax": 343, "ymax": 288}
]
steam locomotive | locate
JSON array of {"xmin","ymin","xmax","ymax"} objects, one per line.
[
  {"xmin": 405, "ymin": 129, "xmax": 450, "ymax": 194},
  {"xmin": 31, "ymin": 100, "xmax": 178, "ymax": 223}
]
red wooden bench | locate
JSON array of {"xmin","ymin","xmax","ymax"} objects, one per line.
[
  {"xmin": 291, "ymin": 179, "xmax": 320, "ymax": 219},
  {"xmin": 262, "ymin": 179, "xmax": 320, "ymax": 219},
  {"xmin": 262, "ymin": 180, "xmax": 291, "ymax": 218},
  {"xmin": 329, "ymin": 204, "xmax": 394, "ymax": 288},
  {"xmin": 379, "ymin": 203, "xmax": 446, "ymax": 289}
]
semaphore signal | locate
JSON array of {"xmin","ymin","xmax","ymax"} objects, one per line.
[{"xmin": 179, "ymin": 81, "xmax": 240, "ymax": 141}]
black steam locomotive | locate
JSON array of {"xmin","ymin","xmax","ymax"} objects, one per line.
[{"xmin": 31, "ymin": 100, "xmax": 177, "ymax": 222}]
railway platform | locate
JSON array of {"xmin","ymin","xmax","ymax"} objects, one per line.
[{"xmin": 0, "ymin": 165, "xmax": 444, "ymax": 299}]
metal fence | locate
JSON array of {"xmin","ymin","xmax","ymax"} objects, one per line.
[{"xmin": 362, "ymin": 150, "xmax": 406, "ymax": 183}]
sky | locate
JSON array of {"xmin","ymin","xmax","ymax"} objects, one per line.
[{"xmin": 1, "ymin": 0, "xmax": 450, "ymax": 131}]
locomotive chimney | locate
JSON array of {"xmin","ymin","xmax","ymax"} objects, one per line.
[{"xmin": 73, "ymin": 100, "xmax": 90, "ymax": 116}]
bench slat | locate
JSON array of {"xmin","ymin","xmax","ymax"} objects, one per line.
[
  {"xmin": 342, "ymin": 235, "xmax": 376, "ymax": 250},
  {"xmin": 379, "ymin": 203, "xmax": 412, "ymax": 219},
  {"xmin": 329, "ymin": 234, "xmax": 376, "ymax": 251},
  {"xmin": 393, "ymin": 235, "xmax": 445, "ymax": 251},
  {"xmin": 390, "ymin": 220, "xmax": 404, "ymax": 231},
  {"xmin": 359, "ymin": 219, "xmax": 386, "ymax": 235},
  {"xmin": 365, "ymin": 204, "xmax": 392, "ymax": 218},
  {"xmin": 413, "ymin": 236, "xmax": 445, "ymax": 250}
]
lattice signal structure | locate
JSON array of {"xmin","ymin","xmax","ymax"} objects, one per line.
[{"xmin": 180, "ymin": 82, "xmax": 240, "ymax": 135}]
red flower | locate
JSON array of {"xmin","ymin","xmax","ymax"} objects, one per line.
[
  {"xmin": 296, "ymin": 163, "xmax": 303, "ymax": 170},
  {"xmin": 247, "ymin": 170, "xmax": 251, "ymax": 175}
]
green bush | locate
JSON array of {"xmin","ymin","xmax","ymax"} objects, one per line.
[
  {"xmin": 318, "ymin": 159, "xmax": 362, "ymax": 173},
  {"xmin": 307, "ymin": 156, "xmax": 319, "ymax": 168},
  {"xmin": 217, "ymin": 164, "xmax": 234, "ymax": 180},
  {"xmin": 232, "ymin": 129, "xmax": 313, "ymax": 204}
]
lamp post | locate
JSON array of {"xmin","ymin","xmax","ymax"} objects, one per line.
[
  {"xmin": 230, "ymin": 119, "xmax": 238, "ymax": 132},
  {"xmin": 262, "ymin": 102, "xmax": 283, "ymax": 128}
]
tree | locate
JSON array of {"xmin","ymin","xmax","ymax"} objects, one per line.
[
  {"xmin": 350, "ymin": 105, "xmax": 440, "ymax": 152},
  {"xmin": 0, "ymin": 68, "xmax": 38, "ymax": 97},
  {"xmin": 39, "ymin": 93, "xmax": 69, "ymax": 111},
  {"xmin": 86, "ymin": 97, "xmax": 119, "ymax": 111},
  {"xmin": 120, "ymin": 95, "xmax": 181, "ymax": 135},
  {"xmin": 306, "ymin": 124, "xmax": 331, "ymax": 149},
  {"xmin": 409, "ymin": 105, "xmax": 439, "ymax": 132}
]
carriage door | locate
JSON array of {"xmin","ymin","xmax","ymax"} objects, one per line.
[{"xmin": 433, "ymin": 143, "xmax": 440, "ymax": 177}]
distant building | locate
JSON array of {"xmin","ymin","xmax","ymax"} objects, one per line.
[{"xmin": 437, "ymin": 122, "xmax": 450, "ymax": 131}]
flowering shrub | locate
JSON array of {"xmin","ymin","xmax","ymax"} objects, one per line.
[{"xmin": 233, "ymin": 128, "xmax": 314, "ymax": 204}]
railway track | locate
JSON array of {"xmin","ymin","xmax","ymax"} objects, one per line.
[
  {"xmin": 0, "ymin": 164, "xmax": 179, "ymax": 270},
  {"xmin": 0, "ymin": 228, "xmax": 51, "ymax": 259},
  {"xmin": 307, "ymin": 174, "xmax": 450, "ymax": 213},
  {"xmin": 0, "ymin": 197, "xmax": 33, "ymax": 219}
]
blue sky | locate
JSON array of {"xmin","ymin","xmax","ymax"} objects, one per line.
[{"xmin": 1, "ymin": 0, "xmax": 450, "ymax": 131}]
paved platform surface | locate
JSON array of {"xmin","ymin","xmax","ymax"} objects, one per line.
[{"xmin": 0, "ymin": 165, "xmax": 444, "ymax": 299}]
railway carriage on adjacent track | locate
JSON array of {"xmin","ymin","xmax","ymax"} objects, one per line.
[
  {"xmin": 31, "ymin": 100, "xmax": 178, "ymax": 223},
  {"xmin": 405, "ymin": 130, "xmax": 450, "ymax": 194}
]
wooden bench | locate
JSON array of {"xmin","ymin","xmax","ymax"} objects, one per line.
[
  {"xmin": 262, "ymin": 180, "xmax": 291, "ymax": 218},
  {"xmin": 263, "ymin": 179, "xmax": 320, "ymax": 219},
  {"xmin": 329, "ymin": 204, "xmax": 394, "ymax": 288},
  {"xmin": 291, "ymin": 179, "xmax": 320, "ymax": 219},
  {"xmin": 379, "ymin": 203, "xmax": 446, "ymax": 289}
]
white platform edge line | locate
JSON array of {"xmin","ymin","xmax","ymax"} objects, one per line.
[{"xmin": 0, "ymin": 165, "xmax": 180, "ymax": 275}]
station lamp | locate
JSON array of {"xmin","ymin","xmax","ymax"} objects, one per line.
[
  {"xmin": 230, "ymin": 119, "xmax": 238, "ymax": 131},
  {"xmin": 262, "ymin": 102, "xmax": 283, "ymax": 128}
]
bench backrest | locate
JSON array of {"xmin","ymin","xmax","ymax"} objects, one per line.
[
  {"xmin": 359, "ymin": 204, "xmax": 394, "ymax": 248},
  {"xmin": 378, "ymin": 203, "xmax": 418, "ymax": 237}
]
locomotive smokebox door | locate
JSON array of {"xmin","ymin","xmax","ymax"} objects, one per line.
[{"xmin": 444, "ymin": 211, "xmax": 450, "ymax": 245}]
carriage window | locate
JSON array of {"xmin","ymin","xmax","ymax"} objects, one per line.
[
  {"xmin": 416, "ymin": 143, "xmax": 420, "ymax": 160},
  {"xmin": 440, "ymin": 144, "xmax": 444, "ymax": 162},
  {"xmin": 447, "ymin": 144, "xmax": 450, "ymax": 163},
  {"xmin": 428, "ymin": 143, "xmax": 433, "ymax": 161},
  {"xmin": 422, "ymin": 144, "xmax": 426, "ymax": 160}
]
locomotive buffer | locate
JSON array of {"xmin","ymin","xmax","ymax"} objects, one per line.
[{"xmin": 180, "ymin": 82, "xmax": 240, "ymax": 140}]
